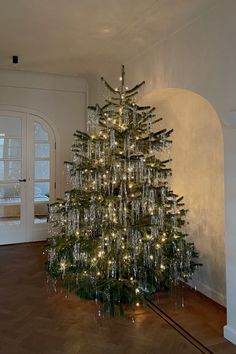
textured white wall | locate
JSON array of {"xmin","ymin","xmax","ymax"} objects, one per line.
[
  {"xmin": 123, "ymin": 0, "xmax": 236, "ymax": 343},
  {"xmin": 142, "ymin": 89, "xmax": 225, "ymax": 305},
  {"xmin": 88, "ymin": 0, "xmax": 236, "ymax": 343}
]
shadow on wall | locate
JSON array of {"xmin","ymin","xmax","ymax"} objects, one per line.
[{"xmin": 141, "ymin": 88, "xmax": 225, "ymax": 306}]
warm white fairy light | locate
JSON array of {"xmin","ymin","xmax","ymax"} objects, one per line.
[
  {"xmin": 60, "ymin": 261, "xmax": 66, "ymax": 271},
  {"xmin": 48, "ymin": 66, "xmax": 199, "ymax": 313}
]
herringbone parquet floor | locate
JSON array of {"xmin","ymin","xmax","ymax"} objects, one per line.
[{"xmin": 0, "ymin": 242, "xmax": 235, "ymax": 354}]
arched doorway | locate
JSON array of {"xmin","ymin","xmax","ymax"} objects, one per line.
[
  {"xmin": 0, "ymin": 110, "xmax": 56, "ymax": 244},
  {"xmin": 141, "ymin": 88, "xmax": 225, "ymax": 305}
]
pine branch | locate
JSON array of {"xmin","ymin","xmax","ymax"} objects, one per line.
[
  {"xmin": 101, "ymin": 77, "xmax": 119, "ymax": 94},
  {"xmin": 126, "ymin": 81, "xmax": 145, "ymax": 94}
]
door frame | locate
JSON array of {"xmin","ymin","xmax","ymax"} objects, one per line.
[{"xmin": 0, "ymin": 105, "xmax": 59, "ymax": 244}]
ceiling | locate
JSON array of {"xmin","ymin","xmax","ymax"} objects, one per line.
[{"xmin": 0, "ymin": 0, "xmax": 218, "ymax": 78}]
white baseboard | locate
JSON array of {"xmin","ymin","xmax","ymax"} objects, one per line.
[
  {"xmin": 188, "ymin": 279, "xmax": 226, "ymax": 307},
  {"xmin": 224, "ymin": 325, "xmax": 236, "ymax": 345}
]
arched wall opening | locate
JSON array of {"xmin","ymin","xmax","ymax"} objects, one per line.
[{"xmin": 141, "ymin": 88, "xmax": 225, "ymax": 305}]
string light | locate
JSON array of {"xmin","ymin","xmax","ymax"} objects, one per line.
[{"xmin": 47, "ymin": 66, "xmax": 200, "ymax": 314}]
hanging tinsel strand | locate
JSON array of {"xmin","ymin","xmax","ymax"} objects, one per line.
[{"xmin": 46, "ymin": 66, "xmax": 201, "ymax": 315}]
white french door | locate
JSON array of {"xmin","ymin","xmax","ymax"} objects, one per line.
[{"xmin": 0, "ymin": 111, "xmax": 55, "ymax": 245}]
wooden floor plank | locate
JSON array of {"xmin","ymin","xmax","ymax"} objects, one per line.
[{"xmin": 0, "ymin": 242, "xmax": 234, "ymax": 354}]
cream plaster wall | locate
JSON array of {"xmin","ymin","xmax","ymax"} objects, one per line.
[
  {"xmin": 122, "ymin": 0, "xmax": 236, "ymax": 343},
  {"xmin": 142, "ymin": 89, "xmax": 225, "ymax": 305},
  {"xmin": 88, "ymin": 0, "xmax": 236, "ymax": 343}
]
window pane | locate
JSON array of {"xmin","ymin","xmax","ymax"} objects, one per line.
[
  {"xmin": 0, "ymin": 160, "xmax": 21, "ymax": 180},
  {"xmin": 0, "ymin": 117, "xmax": 22, "ymax": 137},
  {"xmin": 34, "ymin": 182, "xmax": 49, "ymax": 201},
  {"xmin": 34, "ymin": 182, "xmax": 49, "ymax": 224},
  {"xmin": 34, "ymin": 160, "xmax": 49, "ymax": 179},
  {"xmin": 34, "ymin": 122, "xmax": 48, "ymax": 141},
  {"xmin": 35, "ymin": 143, "xmax": 50, "ymax": 158},
  {"xmin": 34, "ymin": 203, "xmax": 48, "ymax": 224},
  {"xmin": 0, "ymin": 138, "xmax": 21, "ymax": 159},
  {"xmin": 0, "ymin": 183, "xmax": 21, "ymax": 224},
  {"xmin": 0, "ymin": 182, "xmax": 21, "ymax": 200}
]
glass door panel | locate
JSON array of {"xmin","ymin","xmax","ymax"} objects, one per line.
[
  {"xmin": 33, "ymin": 121, "xmax": 51, "ymax": 224},
  {"xmin": 35, "ymin": 143, "xmax": 50, "ymax": 158},
  {"xmin": 0, "ymin": 116, "xmax": 22, "ymax": 136},
  {"xmin": 0, "ymin": 113, "xmax": 26, "ymax": 244},
  {"xmin": 0, "ymin": 138, "xmax": 22, "ymax": 159},
  {"xmin": 0, "ymin": 160, "xmax": 21, "ymax": 180},
  {"xmin": 0, "ymin": 112, "xmax": 55, "ymax": 244},
  {"xmin": 0, "ymin": 182, "xmax": 21, "ymax": 224}
]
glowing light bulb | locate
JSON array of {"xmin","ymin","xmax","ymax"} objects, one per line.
[{"xmin": 60, "ymin": 261, "xmax": 66, "ymax": 271}]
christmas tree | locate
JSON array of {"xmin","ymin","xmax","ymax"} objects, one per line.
[{"xmin": 47, "ymin": 66, "xmax": 200, "ymax": 314}]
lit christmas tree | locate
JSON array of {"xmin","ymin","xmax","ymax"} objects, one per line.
[{"xmin": 47, "ymin": 66, "xmax": 200, "ymax": 314}]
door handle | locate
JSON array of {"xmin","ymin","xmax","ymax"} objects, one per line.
[{"xmin": 18, "ymin": 179, "xmax": 26, "ymax": 182}]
